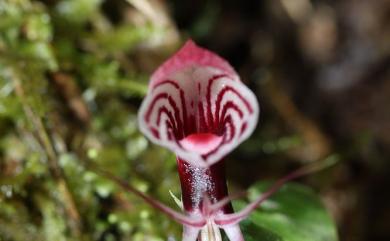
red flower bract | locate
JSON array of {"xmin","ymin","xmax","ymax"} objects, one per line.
[{"xmin": 138, "ymin": 40, "xmax": 259, "ymax": 167}]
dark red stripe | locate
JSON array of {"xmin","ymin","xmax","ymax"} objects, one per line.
[
  {"xmin": 156, "ymin": 106, "xmax": 177, "ymax": 137},
  {"xmin": 152, "ymin": 79, "xmax": 188, "ymax": 137},
  {"xmin": 150, "ymin": 127, "xmax": 160, "ymax": 139},
  {"xmin": 152, "ymin": 79, "xmax": 180, "ymax": 90},
  {"xmin": 206, "ymin": 74, "xmax": 228, "ymax": 129},
  {"xmin": 220, "ymin": 101, "xmax": 244, "ymax": 125},
  {"xmin": 223, "ymin": 115, "xmax": 235, "ymax": 143},
  {"xmin": 215, "ymin": 86, "xmax": 254, "ymax": 124},
  {"xmin": 145, "ymin": 93, "xmax": 168, "ymax": 122},
  {"xmin": 167, "ymin": 96, "xmax": 184, "ymax": 139},
  {"xmin": 166, "ymin": 121, "xmax": 174, "ymax": 140},
  {"xmin": 179, "ymin": 89, "xmax": 188, "ymax": 137},
  {"xmin": 240, "ymin": 122, "xmax": 248, "ymax": 136},
  {"xmin": 156, "ymin": 106, "xmax": 174, "ymax": 126},
  {"xmin": 198, "ymin": 102, "xmax": 207, "ymax": 133}
]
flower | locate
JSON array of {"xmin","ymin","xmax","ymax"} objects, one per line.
[
  {"xmin": 133, "ymin": 40, "xmax": 327, "ymax": 240},
  {"xmin": 136, "ymin": 40, "xmax": 262, "ymax": 240},
  {"xmin": 138, "ymin": 40, "xmax": 259, "ymax": 168},
  {"xmin": 137, "ymin": 40, "xmax": 259, "ymax": 240}
]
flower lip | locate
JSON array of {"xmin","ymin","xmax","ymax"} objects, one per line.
[{"xmin": 179, "ymin": 133, "xmax": 223, "ymax": 155}]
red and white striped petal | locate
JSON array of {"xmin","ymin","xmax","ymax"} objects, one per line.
[{"xmin": 138, "ymin": 40, "xmax": 259, "ymax": 167}]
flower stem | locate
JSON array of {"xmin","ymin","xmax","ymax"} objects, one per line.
[{"xmin": 177, "ymin": 158, "xmax": 233, "ymax": 214}]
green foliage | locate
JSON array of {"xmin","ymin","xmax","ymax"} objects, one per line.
[
  {"xmin": 231, "ymin": 183, "xmax": 338, "ymax": 241},
  {"xmin": 0, "ymin": 0, "xmax": 178, "ymax": 240}
]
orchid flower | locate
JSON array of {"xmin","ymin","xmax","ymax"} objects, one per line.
[
  {"xmin": 125, "ymin": 40, "xmax": 327, "ymax": 240},
  {"xmin": 138, "ymin": 40, "xmax": 259, "ymax": 240}
]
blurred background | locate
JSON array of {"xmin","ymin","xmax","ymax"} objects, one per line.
[{"xmin": 0, "ymin": 0, "xmax": 389, "ymax": 240}]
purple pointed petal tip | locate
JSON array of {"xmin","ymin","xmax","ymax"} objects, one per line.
[{"xmin": 138, "ymin": 40, "xmax": 260, "ymax": 167}]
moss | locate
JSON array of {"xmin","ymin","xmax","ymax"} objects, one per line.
[{"xmin": 0, "ymin": 0, "xmax": 179, "ymax": 240}]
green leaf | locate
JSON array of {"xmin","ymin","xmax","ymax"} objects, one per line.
[{"xmin": 231, "ymin": 182, "xmax": 338, "ymax": 241}]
